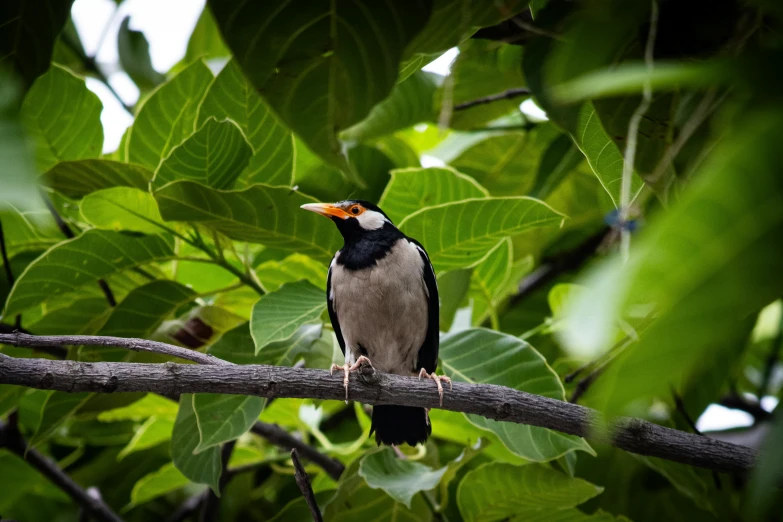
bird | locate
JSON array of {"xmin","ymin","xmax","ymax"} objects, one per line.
[{"xmin": 301, "ymin": 199, "xmax": 450, "ymax": 447}]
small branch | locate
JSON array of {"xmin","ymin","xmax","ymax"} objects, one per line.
[
  {"xmin": 0, "ymin": 354, "xmax": 762, "ymax": 475},
  {"xmin": 453, "ymin": 87, "xmax": 532, "ymax": 111},
  {"xmin": 0, "ymin": 333, "xmax": 231, "ymax": 366},
  {"xmin": 0, "ymin": 324, "xmax": 69, "ymax": 359},
  {"xmin": 0, "ymin": 420, "xmax": 123, "ymax": 522},
  {"xmin": 199, "ymin": 441, "xmax": 236, "ymax": 522},
  {"xmin": 251, "ymin": 422, "xmax": 345, "ymax": 481},
  {"xmin": 291, "ymin": 449, "xmax": 323, "ymax": 522}
]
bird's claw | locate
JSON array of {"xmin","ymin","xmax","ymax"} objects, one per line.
[
  {"xmin": 418, "ymin": 369, "xmax": 452, "ymax": 407},
  {"xmin": 331, "ymin": 356, "xmax": 373, "ymax": 402}
]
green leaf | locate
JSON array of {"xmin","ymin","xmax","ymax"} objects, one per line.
[
  {"xmin": 197, "ymin": 59, "xmax": 294, "ymax": 186},
  {"xmin": 153, "ymin": 117, "xmax": 251, "ymax": 190},
  {"xmin": 210, "ymin": 322, "xmax": 324, "ymax": 368},
  {"xmin": 0, "ymin": 450, "xmax": 67, "ymax": 512},
  {"xmin": 0, "ymin": 208, "xmax": 60, "ymax": 258},
  {"xmin": 323, "ymin": 456, "xmax": 431, "ymax": 522},
  {"xmin": 171, "ymin": 394, "xmax": 221, "ymax": 493},
  {"xmin": 80, "ymin": 187, "xmax": 166, "ymax": 234},
  {"xmin": 20, "ymin": 65, "xmax": 103, "ymax": 172},
  {"xmin": 0, "ymin": 0, "xmax": 73, "ymax": 86},
  {"xmin": 250, "ymin": 281, "xmax": 326, "ymax": 354},
  {"xmin": 359, "ymin": 448, "xmax": 447, "ymax": 509},
  {"xmin": 530, "ymin": 132, "xmax": 584, "ymax": 200},
  {"xmin": 437, "ymin": 439, "xmax": 485, "ymax": 510},
  {"xmin": 399, "ymin": 197, "xmax": 564, "ymax": 271},
  {"xmin": 4, "ymin": 230, "xmax": 174, "ymax": 316},
  {"xmin": 183, "ymin": 7, "xmax": 229, "ymax": 64},
  {"xmin": 129, "ymin": 462, "xmax": 191, "ymax": 506},
  {"xmin": 440, "ymin": 328, "xmax": 593, "ymax": 461},
  {"xmin": 208, "ymin": 1, "xmax": 432, "ymax": 175},
  {"xmin": 193, "ymin": 394, "xmax": 263, "ymax": 453},
  {"xmin": 41, "ymin": 159, "xmax": 153, "ymax": 199},
  {"xmin": 155, "ymin": 181, "xmax": 341, "ymax": 261},
  {"xmin": 457, "ymin": 463, "xmax": 603, "ymax": 522},
  {"xmin": 98, "ymin": 393, "xmax": 178, "ymax": 422},
  {"xmin": 270, "ymin": 491, "xmax": 336, "ymax": 522},
  {"xmin": 468, "ymin": 239, "xmax": 512, "ymax": 325},
  {"xmin": 0, "ymin": 385, "xmax": 25, "ymax": 418},
  {"xmin": 28, "ymin": 391, "xmax": 92, "ymax": 447},
  {"xmin": 378, "ymin": 166, "xmax": 488, "ymax": 224},
  {"xmin": 571, "ymin": 102, "xmax": 644, "ymax": 208},
  {"xmin": 117, "ymin": 16, "xmax": 164, "ymax": 91},
  {"xmin": 256, "ymin": 253, "xmax": 328, "ymax": 293},
  {"xmin": 127, "ymin": 60, "xmax": 213, "ymax": 170},
  {"xmin": 118, "ymin": 416, "xmax": 175, "ymax": 460},
  {"xmin": 0, "ymin": 72, "xmax": 39, "ymax": 210},
  {"xmin": 637, "ymin": 456, "xmax": 714, "ymax": 514},
  {"xmin": 341, "ymin": 71, "xmax": 437, "ymax": 143}
]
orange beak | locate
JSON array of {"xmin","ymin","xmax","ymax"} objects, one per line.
[{"xmin": 300, "ymin": 203, "xmax": 350, "ymax": 220}]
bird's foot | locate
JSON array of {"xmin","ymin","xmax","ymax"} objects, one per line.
[
  {"xmin": 331, "ymin": 356, "xmax": 373, "ymax": 402},
  {"xmin": 418, "ymin": 369, "xmax": 452, "ymax": 407}
]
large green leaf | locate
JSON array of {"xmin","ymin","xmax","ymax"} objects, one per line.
[
  {"xmin": 98, "ymin": 393, "xmax": 178, "ymax": 422},
  {"xmin": 0, "ymin": 450, "xmax": 66, "ymax": 513},
  {"xmin": 561, "ymin": 111, "xmax": 783, "ymax": 416},
  {"xmin": 196, "ymin": 59, "xmax": 294, "ymax": 186},
  {"xmin": 126, "ymin": 60, "xmax": 213, "ymax": 170},
  {"xmin": 0, "ymin": 0, "xmax": 73, "ymax": 86},
  {"xmin": 0, "ymin": 208, "xmax": 60, "ymax": 258},
  {"xmin": 255, "ymin": 253, "xmax": 328, "ymax": 293},
  {"xmin": 20, "ymin": 65, "xmax": 103, "ymax": 172},
  {"xmin": 341, "ymin": 71, "xmax": 437, "ymax": 143},
  {"xmin": 153, "ymin": 118, "xmax": 252, "ymax": 190},
  {"xmin": 570, "ymin": 102, "xmax": 644, "ymax": 208},
  {"xmin": 192, "ymin": 393, "xmax": 263, "ymax": 453},
  {"xmin": 210, "ymin": 322, "xmax": 324, "ymax": 369},
  {"xmin": 171, "ymin": 394, "xmax": 222, "ymax": 493},
  {"xmin": 41, "ymin": 159, "xmax": 153, "ymax": 199},
  {"xmin": 399, "ymin": 197, "xmax": 564, "ymax": 270},
  {"xmin": 378, "ymin": 166, "xmax": 488, "ymax": 224},
  {"xmin": 208, "ymin": 0, "xmax": 432, "ymax": 175},
  {"xmin": 250, "ymin": 281, "xmax": 326, "ymax": 354},
  {"xmin": 439, "ymin": 328, "xmax": 593, "ymax": 461},
  {"xmin": 4, "ymin": 230, "xmax": 174, "ymax": 316},
  {"xmin": 323, "ymin": 456, "xmax": 431, "ymax": 522},
  {"xmin": 155, "ymin": 181, "xmax": 341, "ymax": 261},
  {"xmin": 28, "ymin": 391, "xmax": 92, "ymax": 447},
  {"xmin": 359, "ymin": 448, "xmax": 447, "ymax": 509},
  {"xmin": 468, "ymin": 238, "xmax": 512, "ymax": 325},
  {"xmin": 129, "ymin": 462, "xmax": 191, "ymax": 507},
  {"xmin": 183, "ymin": 7, "xmax": 229, "ymax": 64},
  {"xmin": 118, "ymin": 416, "xmax": 175, "ymax": 460},
  {"xmin": 457, "ymin": 463, "xmax": 603, "ymax": 522},
  {"xmin": 80, "ymin": 187, "xmax": 166, "ymax": 234},
  {"xmin": 451, "ymin": 133, "xmax": 538, "ymax": 196}
]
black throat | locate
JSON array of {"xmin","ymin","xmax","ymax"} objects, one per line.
[{"xmin": 333, "ymin": 219, "xmax": 405, "ymax": 271}]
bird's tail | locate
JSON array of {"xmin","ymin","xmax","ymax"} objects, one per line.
[{"xmin": 371, "ymin": 405, "xmax": 431, "ymax": 447}]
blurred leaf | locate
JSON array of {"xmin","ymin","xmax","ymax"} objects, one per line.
[
  {"xmin": 4, "ymin": 230, "xmax": 174, "ymax": 316},
  {"xmin": 457, "ymin": 463, "xmax": 603, "ymax": 521},
  {"xmin": 256, "ymin": 253, "xmax": 328, "ymax": 293},
  {"xmin": 437, "ymin": 439, "xmax": 484, "ymax": 509},
  {"xmin": 127, "ymin": 60, "xmax": 213, "ymax": 170},
  {"xmin": 270, "ymin": 490, "xmax": 335, "ymax": 522},
  {"xmin": 20, "ymin": 65, "xmax": 103, "ymax": 172},
  {"xmin": 438, "ymin": 269, "xmax": 472, "ymax": 330},
  {"xmin": 468, "ymin": 239, "xmax": 512, "ymax": 325},
  {"xmin": 0, "ymin": 384, "xmax": 24, "ymax": 417},
  {"xmin": 359, "ymin": 448, "xmax": 447, "ymax": 508},
  {"xmin": 193, "ymin": 394, "xmax": 263, "ymax": 453},
  {"xmin": 29, "ymin": 391, "xmax": 92, "ymax": 447},
  {"xmin": 637, "ymin": 456, "xmax": 714, "ymax": 514},
  {"xmin": 748, "ymin": 409, "xmax": 783, "ymax": 519},
  {"xmin": 98, "ymin": 393, "xmax": 178, "ymax": 422},
  {"xmin": 184, "ymin": 7, "xmax": 229, "ymax": 64},
  {"xmin": 399, "ymin": 197, "xmax": 564, "ymax": 271},
  {"xmin": 153, "ymin": 118, "xmax": 252, "ymax": 190},
  {"xmin": 379, "ymin": 166, "xmax": 488, "ymax": 224},
  {"xmin": 118, "ymin": 416, "xmax": 174, "ymax": 459},
  {"xmin": 172, "ymin": 394, "xmax": 221, "ymax": 492},
  {"xmin": 155, "ymin": 182, "xmax": 341, "ymax": 261},
  {"xmin": 211, "ymin": 322, "xmax": 324, "ymax": 368},
  {"xmin": 342, "ymin": 71, "xmax": 437, "ymax": 143},
  {"xmin": 196, "ymin": 60, "xmax": 294, "ymax": 186},
  {"xmin": 0, "ymin": 208, "xmax": 59, "ymax": 258},
  {"xmin": 129, "ymin": 462, "xmax": 191, "ymax": 506},
  {"xmin": 250, "ymin": 281, "xmax": 325, "ymax": 353},
  {"xmin": 441, "ymin": 39, "xmax": 527, "ymax": 130},
  {"xmin": 0, "ymin": 0, "xmax": 73, "ymax": 86},
  {"xmin": 117, "ymin": 16, "xmax": 165, "ymax": 91},
  {"xmin": 80, "ymin": 187, "xmax": 165, "ymax": 234},
  {"xmin": 530, "ymin": 132, "xmax": 583, "ymax": 200},
  {"xmin": 209, "ymin": 1, "xmax": 431, "ymax": 180},
  {"xmin": 571, "ymin": 103, "xmax": 644, "ymax": 208},
  {"xmin": 374, "ymin": 135, "xmax": 421, "ymax": 169},
  {"xmin": 323, "ymin": 456, "xmax": 432, "ymax": 521},
  {"xmin": 41, "ymin": 160, "xmax": 152, "ymax": 199},
  {"xmin": 440, "ymin": 329, "xmax": 593, "ymax": 461},
  {"xmin": 0, "ymin": 450, "xmax": 67, "ymax": 512}
]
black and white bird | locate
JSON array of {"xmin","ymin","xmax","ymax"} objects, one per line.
[{"xmin": 301, "ymin": 200, "xmax": 450, "ymax": 447}]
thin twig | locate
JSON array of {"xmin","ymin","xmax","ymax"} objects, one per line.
[
  {"xmin": 0, "ymin": 420, "xmax": 124, "ymax": 522},
  {"xmin": 0, "ymin": 353, "xmax": 763, "ymax": 475},
  {"xmin": 251, "ymin": 422, "xmax": 345, "ymax": 481},
  {"xmin": 291, "ymin": 449, "xmax": 324, "ymax": 522},
  {"xmin": 453, "ymin": 87, "xmax": 532, "ymax": 111},
  {"xmin": 719, "ymin": 394, "xmax": 772, "ymax": 423}
]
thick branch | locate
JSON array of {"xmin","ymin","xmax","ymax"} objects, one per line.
[{"xmin": 0, "ymin": 354, "xmax": 760, "ymax": 475}]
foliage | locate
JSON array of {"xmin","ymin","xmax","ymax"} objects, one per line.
[{"xmin": 1, "ymin": 0, "xmax": 782, "ymax": 521}]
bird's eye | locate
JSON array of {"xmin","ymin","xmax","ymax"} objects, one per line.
[{"xmin": 350, "ymin": 206, "xmax": 361, "ymax": 215}]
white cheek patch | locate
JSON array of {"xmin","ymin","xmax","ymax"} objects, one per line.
[{"xmin": 356, "ymin": 210, "xmax": 388, "ymax": 230}]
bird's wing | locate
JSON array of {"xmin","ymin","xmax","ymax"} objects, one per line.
[
  {"xmin": 326, "ymin": 257, "xmax": 346, "ymax": 356},
  {"xmin": 409, "ymin": 238, "xmax": 440, "ymax": 374}
]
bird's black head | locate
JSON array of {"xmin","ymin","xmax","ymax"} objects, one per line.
[{"xmin": 300, "ymin": 200, "xmax": 400, "ymax": 245}]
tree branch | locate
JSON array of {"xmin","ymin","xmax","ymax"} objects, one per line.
[
  {"xmin": 250, "ymin": 421, "xmax": 344, "ymax": 481},
  {"xmin": 0, "ymin": 419, "xmax": 123, "ymax": 522},
  {"xmin": 0, "ymin": 353, "xmax": 761, "ymax": 476},
  {"xmin": 291, "ymin": 449, "xmax": 323, "ymax": 522},
  {"xmin": 453, "ymin": 87, "xmax": 532, "ymax": 111}
]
